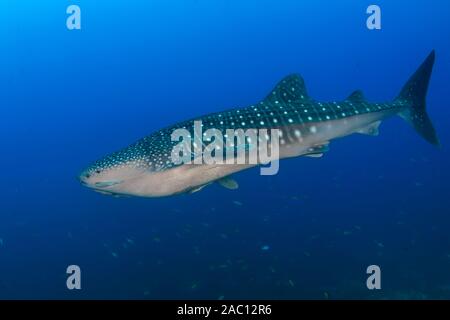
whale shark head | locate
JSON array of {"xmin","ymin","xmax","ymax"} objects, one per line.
[
  {"xmin": 79, "ymin": 145, "xmax": 152, "ymax": 196},
  {"xmin": 78, "ymin": 134, "xmax": 193, "ymax": 197}
]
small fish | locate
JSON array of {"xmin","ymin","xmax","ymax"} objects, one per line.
[
  {"xmin": 375, "ymin": 241, "xmax": 385, "ymax": 248},
  {"xmin": 261, "ymin": 245, "xmax": 270, "ymax": 251}
]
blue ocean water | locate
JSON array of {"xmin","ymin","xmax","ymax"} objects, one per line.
[{"xmin": 1, "ymin": 0, "xmax": 450, "ymax": 299}]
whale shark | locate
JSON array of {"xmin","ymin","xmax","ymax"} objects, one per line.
[{"xmin": 79, "ymin": 51, "xmax": 439, "ymax": 198}]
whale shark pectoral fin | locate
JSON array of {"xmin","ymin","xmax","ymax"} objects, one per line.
[
  {"xmin": 304, "ymin": 142, "xmax": 330, "ymax": 158},
  {"xmin": 305, "ymin": 153, "xmax": 324, "ymax": 158},
  {"xmin": 357, "ymin": 121, "xmax": 381, "ymax": 136},
  {"xmin": 188, "ymin": 183, "xmax": 210, "ymax": 194},
  {"xmin": 216, "ymin": 176, "xmax": 239, "ymax": 190}
]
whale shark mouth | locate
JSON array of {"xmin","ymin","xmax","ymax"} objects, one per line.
[{"xmin": 94, "ymin": 180, "xmax": 123, "ymax": 188}]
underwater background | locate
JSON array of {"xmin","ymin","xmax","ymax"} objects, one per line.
[{"xmin": 1, "ymin": 0, "xmax": 450, "ymax": 299}]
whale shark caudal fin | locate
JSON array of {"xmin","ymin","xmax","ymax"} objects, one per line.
[{"xmin": 396, "ymin": 50, "xmax": 440, "ymax": 146}]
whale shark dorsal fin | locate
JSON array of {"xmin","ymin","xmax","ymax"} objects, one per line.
[
  {"xmin": 346, "ymin": 90, "xmax": 366, "ymax": 103},
  {"xmin": 264, "ymin": 74, "xmax": 310, "ymax": 104},
  {"xmin": 216, "ymin": 176, "xmax": 239, "ymax": 190}
]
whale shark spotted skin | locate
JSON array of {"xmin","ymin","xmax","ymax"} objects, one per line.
[{"xmin": 79, "ymin": 51, "xmax": 439, "ymax": 198}]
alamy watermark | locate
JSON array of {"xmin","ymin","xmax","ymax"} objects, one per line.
[
  {"xmin": 66, "ymin": 5, "xmax": 81, "ymax": 30},
  {"xmin": 171, "ymin": 121, "xmax": 281, "ymax": 175},
  {"xmin": 65, "ymin": 5, "xmax": 380, "ymax": 31},
  {"xmin": 367, "ymin": 5, "xmax": 381, "ymax": 30},
  {"xmin": 366, "ymin": 265, "xmax": 381, "ymax": 290},
  {"xmin": 66, "ymin": 265, "xmax": 81, "ymax": 290}
]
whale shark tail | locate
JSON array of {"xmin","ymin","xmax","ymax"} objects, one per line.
[{"xmin": 396, "ymin": 50, "xmax": 439, "ymax": 146}]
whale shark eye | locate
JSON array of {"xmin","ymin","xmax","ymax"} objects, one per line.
[{"xmin": 96, "ymin": 170, "xmax": 101, "ymax": 174}]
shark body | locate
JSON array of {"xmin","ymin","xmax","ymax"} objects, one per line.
[{"xmin": 80, "ymin": 51, "xmax": 439, "ymax": 198}]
